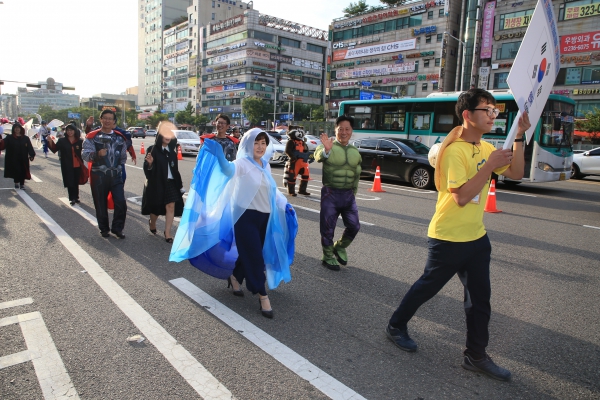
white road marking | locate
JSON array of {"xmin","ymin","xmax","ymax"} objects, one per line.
[
  {"xmin": 30, "ymin": 174, "xmax": 42, "ymax": 183},
  {"xmin": 0, "ymin": 297, "xmax": 33, "ymax": 309},
  {"xmin": 18, "ymin": 191, "xmax": 233, "ymax": 400},
  {"xmin": 0, "ymin": 311, "xmax": 80, "ymax": 399},
  {"xmin": 170, "ymin": 278, "xmax": 367, "ymax": 400},
  {"xmin": 59, "ymin": 198, "xmax": 98, "ymax": 226},
  {"xmin": 290, "ymin": 205, "xmax": 375, "ymax": 227},
  {"xmin": 583, "ymin": 225, "xmax": 600, "ymax": 230},
  {"xmin": 496, "ymin": 190, "xmax": 537, "ymax": 197}
]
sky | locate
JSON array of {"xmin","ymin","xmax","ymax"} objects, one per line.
[{"xmin": 0, "ymin": 0, "xmax": 382, "ymax": 99}]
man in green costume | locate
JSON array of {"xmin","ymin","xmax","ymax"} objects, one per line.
[{"xmin": 316, "ymin": 115, "xmax": 362, "ymax": 271}]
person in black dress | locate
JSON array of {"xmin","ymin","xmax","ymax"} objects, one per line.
[
  {"xmin": 47, "ymin": 124, "xmax": 85, "ymax": 205},
  {"xmin": 0, "ymin": 123, "xmax": 36, "ymax": 189},
  {"xmin": 142, "ymin": 127, "xmax": 184, "ymax": 243}
]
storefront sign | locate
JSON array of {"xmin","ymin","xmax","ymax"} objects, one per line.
[
  {"xmin": 478, "ymin": 67, "xmax": 491, "ymax": 89},
  {"xmin": 413, "ymin": 26, "xmax": 437, "ymax": 36},
  {"xmin": 551, "ymin": 89, "xmax": 571, "ymax": 95},
  {"xmin": 333, "ymin": 8, "xmax": 413, "ymax": 29},
  {"xmin": 211, "ymin": 79, "xmax": 238, "ymax": 86},
  {"xmin": 252, "ymin": 76, "xmax": 275, "ymax": 84},
  {"xmin": 254, "ymin": 41, "xmax": 286, "ymax": 52},
  {"xmin": 356, "ymin": 58, "xmax": 380, "ymax": 65},
  {"xmin": 481, "ymin": 2, "xmax": 496, "ymax": 59},
  {"xmin": 206, "ymin": 42, "xmax": 247, "ymax": 55},
  {"xmin": 332, "ymin": 61, "xmax": 356, "ymax": 69},
  {"xmin": 246, "ymin": 49, "xmax": 271, "ymax": 60},
  {"xmin": 411, "ymin": 0, "xmax": 446, "ymax": 15},
  {"xmin": 291, "ymin": 58, "xmax": 323, "ymax": 70},
  {"xmin": 560, "ymin": 31, "xmax": 600, "ymax": 54},
  {"xmin": 503, "ymin": 14, "xmax": 531, "ymax": 29},
  {"xmin": 335, "ymin": 62, "xmax": 416, "ymax": 78},
  {"xmin": 494, "ymin": 31, "xmax": 526, "ymax": 40},
  {"xmin": 333, "ymin": 39, "xmax": 416, "ymax": 61},
  {"xmin": 210, "ymin": 15, "xmax": 244, "ymax": 34},
  {"xmin": 405, "ymin": 50, "xmax": 435, "ymax": 58},
  {"xmin": 573, "ymin": 88, "xmax": 600, "ymax": 94},
  {"xmin": 565, "ymin": 2, "xmax": 600, "ymax": 20},
  {"xmin": 209, "ymin": 49, "xmax": 247, "ymax": 65},
  {"xmin": 206, "ymin": 83, "xmax": 246, "ymax": 94},
  {"xmin": 270, "ymin": 53, "xmax": 293, "ymax": 63},
  {"xmin": 418, "ymin": 73, "xmax": 440, "ymax": 81},
  {"xmin": 382, "ymin": 75, "xmax": 418, "ymax": 83},
  {"xmin": 561, "ymin": 54, "xmax": 592, "ymax": 64},
  {"xmin": 253, "ymin": 61, "xmax": 276, "ymax": 69}
]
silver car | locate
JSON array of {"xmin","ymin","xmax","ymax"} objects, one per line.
[{"xmin": 174, "ymin": 130, "xmax": 201, "ymax": 155}]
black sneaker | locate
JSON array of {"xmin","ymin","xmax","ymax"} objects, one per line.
[
  {"xmin": 19, "ymin": 184, "xmax": 25, "ymax": 190},
  {"xmin": 111, "ymin": 230, "xmax": 126, "ymax": 239},
  {"xmin": 100, "ymin": 231, "xmax": 110, "ymax": 238},
  {"xmin": 386, "ymin": 324, "xmax": 417, "ymax": 352},
  {"xmin": 462, "ymin": 353, "xmax": 511, "ymax": 382},
  {"xmin": 14, "ymin": 183, "xmax": 19, "ymax": 189}
]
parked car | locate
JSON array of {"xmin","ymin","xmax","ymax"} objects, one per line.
[
  {"xmin": 129, "ymin": 127, "xmax": 146, "ymax": 138},
  {"xmin": 145, "ymin": 129, "xmax": 157, "ymax": 136},
  {"xmin": 304, "ymin": 134, "xmax": 322, "ymax": 151},
  {"xmin": 174, "ymin": 130, "xmax": 201, "ymax": 155},
  {"xmin": 571, "ymin": 146, "xmax": 600, "ymax": 179},
  {"xmin": 268, "ymin": 134, "xmax": 287, "ymax": 166},
  {"xmin": 352, "ymin": 137, "xmax": 434, "ymax": 190}
]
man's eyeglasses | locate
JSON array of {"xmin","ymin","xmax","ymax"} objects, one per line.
[
  {"xmin": 470, "ymin": 108, "xmax": 500, "ymax": 117},
  {"xmin": 216, "ymin": 121, "xmax": 228, "ymax": 125}
]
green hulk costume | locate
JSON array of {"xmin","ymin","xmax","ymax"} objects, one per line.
[{"xmin": 315, "ymin": 141, "xmax": 362, "ymax": 270}]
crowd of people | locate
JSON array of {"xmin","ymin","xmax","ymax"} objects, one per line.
[{"xmin": 0, "ymin": 89, "xmax": 532, "ymax": 382}]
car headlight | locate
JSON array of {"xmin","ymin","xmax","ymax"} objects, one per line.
[{"xmin": 537, "ymin": 162, "xmax": 555, "ymax": 172}]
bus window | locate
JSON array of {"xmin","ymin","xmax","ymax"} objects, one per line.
[
  {"xmin": 484, "ymin": 112, "xmax": 508, "ymax": 136},
  {"xmin": 412, "ymin": 113, "xmax": 431, "ymax": 130},
  {"xmin": 348, "ymin": 106, "xmax": 372, "ymax": 130},
  {"xmin": 372, "ymin": 104, "xmax": 406, "ymax": 131},
  {"xmin": 434, "ymin": 102, "xmax": 459, "ymax": 132}
]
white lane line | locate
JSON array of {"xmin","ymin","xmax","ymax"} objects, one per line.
[
  {"xmin": 583, "ymin": 225, "xmax": 600, "ymax": 230},
  {"xmin": 0, "ymin": 311, "xmax": 80, "ymax": 399},
  {"xmin": 289, "ymin": 205, "xmax": 375, "ymax": 227},
  {"xmin": 18, "ymin": 191, "xmax": 233, "ymax": 400},
  {"xmin": 59, "ymin": 198, "xmax": 98, "ymax": 226},
  {"xmin": 127, "ymin": 164, "xmax": 144, "ymax": 170},
  {"xmin": 30, "ymin": 174, "xmax": 42, "ymax": 183},
  {"xmin": 170, "ymin": 278, "xmax": 367, "ymax": 400},
  {"xmin": 496, "ymin": 190, "xmax": 537, "ymax": 197},
  {"xmin": 0, "ymin": 297, "xmax": 33, "ymax": 309}
]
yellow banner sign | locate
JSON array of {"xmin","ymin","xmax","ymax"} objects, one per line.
[
  {"xmin": 565, "ymin": 2, "xmax": 600, "ymax": 20},
  {"xmin": 503, "ymin": 15, "xmax": 531, "ymax": 30}
]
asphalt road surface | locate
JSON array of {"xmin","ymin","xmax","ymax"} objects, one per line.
[{"xmin": 1, "ymin": 139, "xmax": 599, "ymax": 400}]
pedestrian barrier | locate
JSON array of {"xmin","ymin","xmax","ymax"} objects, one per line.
[
  {"xmin": 370, "ymin": 166, "xmax": 386, "ymax": 192},
  {"xmin": 484, "ymin": 179, "xmax": 501, "ymax": 213},
  {"xmin": 140, "ymin": 142, "xmax": 145, "ymax": 154},
  {"xmin": 177, "ymin": 145, "xmax": 183, "ymax": 160}
]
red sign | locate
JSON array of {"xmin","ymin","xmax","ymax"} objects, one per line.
[{"xmin": 560, "ymin": 30, "xmax": 600, "ymax": 54}]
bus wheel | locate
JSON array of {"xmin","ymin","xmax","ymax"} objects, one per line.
[{"xmin": 411, "ymin": 167, "xmax": 433, "ymax": 190}]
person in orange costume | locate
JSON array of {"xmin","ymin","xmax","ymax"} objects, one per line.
[{"xmin": 283, "ymin": 129, "xmax": 311, "ymax": 197}]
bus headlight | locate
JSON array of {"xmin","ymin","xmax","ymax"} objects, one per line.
[{"xmin": 537, "ymin": 162, "xmax": 555, "ymax": 172}]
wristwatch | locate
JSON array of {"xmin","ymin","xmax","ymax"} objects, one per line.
[{"xmin": 514, "ymin": 136, "xmax": 525, "ymax": 142}]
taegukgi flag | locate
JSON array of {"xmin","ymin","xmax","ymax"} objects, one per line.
[{"xmin": 504, "ymin": 0, "xmax": 560, "ymax": 149}]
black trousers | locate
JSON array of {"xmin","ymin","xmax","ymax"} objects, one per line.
[
  {"xmin": 232, "ymin": 209, "xmax": 269, "ymax": 296},
  {"xmin": 67, "ymin": 167, "xmax": 81, "ymax": 201},
  {"xmin": 389, "ymin": 234, "xmax": 492, "ymax": 358},
  {"xmin": 90, "ymin": 171, "xmax": 127, "ymax": 233}
]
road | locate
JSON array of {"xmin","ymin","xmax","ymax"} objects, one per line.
[{"xmin": 1, "ymin": 138, "xmax": 599, "ymax": 400}]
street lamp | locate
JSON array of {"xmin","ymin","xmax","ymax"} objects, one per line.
[
  {"xmin": 444, "ymin": 32, "xmax": 467, "ymax": 91},
  {"xmin": 262, "ymin": 83, "xmax": 277, "ymax": 129}
]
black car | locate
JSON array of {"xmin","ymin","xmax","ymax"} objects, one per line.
[
  {"xmin": 352, "ymin": 137, "xmax": 434, "ymax": 190},
  {"xmin": 130, "ymin": 127, "xmax": 146, "ymax": 138}
]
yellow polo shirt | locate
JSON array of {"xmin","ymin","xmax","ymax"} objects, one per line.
[{"xmin": 428, "ymin": 138, "xmax": 508, "ymax": 242}]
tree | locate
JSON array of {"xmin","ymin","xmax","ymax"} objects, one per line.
[
  {"xmin": 175, "ymin": 102, "xmax": 195, "ymax": 125},
  {"xmin": 343, "ymin": 0, "xmax": 369, "ymax": 16},
  {"xmin": 575, "ymin": 107, "xmax": 600, "ymax": 142},
  {"xmin": 311, "ymin": 106, "xmax": 325, "ymax": 122},
  {"xmin": 379, "ymin": 0, "xmax": 406, "ymax": 6},
  {"xmin": 147, "ymin": 112, "xmax": 170, "ymax": 129},
  {"xmin": 242, "ymin": 97, "xmax": 271, "ymax": 126},
  {"xmin": 194, "ymin": 114, "xmax": 210, "ymax": 127}
]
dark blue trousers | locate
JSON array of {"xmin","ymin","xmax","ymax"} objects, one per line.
[
  {"xmin": 319, "ymin": 187, "xmax": 360, "ymax": 247},
  {"xmin": 389, "ymin": 234, "xmax": 492, "ymax": 358},
  {"xmin": 90, "ymin": 171, "xmax": 127, "ymax": 234},
  {"xmin": 233, "ymin": 209, "xmax": 269, "ymax": 296}
]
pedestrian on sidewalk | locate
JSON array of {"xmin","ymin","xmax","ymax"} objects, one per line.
[
  {"xmin": 46, "ymin": 124, "xmax": 85, "ymax": 205},
  {"xmin": 142, "ymin": 124, "xmax": 184, "ymax": 243},
  {"xmin": 169, "ymin": 128, "xmax": 298, "ymax": 319},
  {"xmin": 0, "ymin": 122, "xmax": 36, "ymax": 190},
  {"xmin": 385, "ymin": 88, "xmax": 531, "ymax": 382},
  {"xmin": 38, "ymin": 121, "xmax": 51, "ymax": 158},
  {"xmin": 82, "ymin": 109, "xmax": 128, "ymax": 239},
  {"xmin": 314, "ymin": 115, "xmax": 362, "ymax": 270}
]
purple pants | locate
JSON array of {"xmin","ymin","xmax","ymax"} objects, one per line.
[{"xmin": 320, "ymin": 186, "xmax": 360, "ymax": 247}]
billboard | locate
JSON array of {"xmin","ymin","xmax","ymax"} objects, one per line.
[
  {"xmin": 481, "ymin": 2, "xmax": 496, "ymax": 59},
  {"xmin": 560, "ymin": 30, "xmax": 600, "ymax": 54},
  {"xmin": 332, "ymin": 39, "xmax": 416, "ymax": 61}
]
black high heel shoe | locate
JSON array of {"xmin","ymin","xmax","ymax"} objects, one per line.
[
  {"xmin": 148, "ymin": 219, "xmax": 156, "ymax": 235},
  {"xmin": 258, "ymin": 296, "xmax": 273, "ymax": 319},
  {"xmin": 227, "ymin": 276, "xmax": 244, "ymax": 297},
  {"xmin": 164, "ymin": 231, "xmax": 173, "ymax": 243}
]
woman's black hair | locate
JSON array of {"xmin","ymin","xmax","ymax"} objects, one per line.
[
  {"xmin": 64, "ymin": 124, "xmax": 81, "ymax": 140},
  {"xmin": 11, "ymin": 123, "xmax": 23, "ymax": 135},
  {"xmin": 255, "ymin": 131, "xmax": 270, "ymax": 146}
]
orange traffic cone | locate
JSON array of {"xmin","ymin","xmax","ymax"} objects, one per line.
[
  {"xmin": 140, "ymin": 142, "xmax": 145, "ymax": 154},
  {"xmin": 370, "ymin": 166, "xmax": 386, "ymax": 192},
  {"xmin": 107, "ymin": 192, "xmax": 114, "ymax": 210},
  {"xmin": 177, "ymin": 145, "xmax": 183, "ymax": 160},
  {"xmin": 484, "ymin": 179, "xmax": 501, "ymax": 213}
]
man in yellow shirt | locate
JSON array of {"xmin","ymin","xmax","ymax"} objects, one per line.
[{"xmin": 386, "ymin": 89, "xmax": 530, "ymax": 382}]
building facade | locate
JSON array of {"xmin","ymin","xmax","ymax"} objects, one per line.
[
  {"xmin": 327, "ymin": 0, "xmax": 461, "ymax": 119},
  {"xmin": 0, "ymin": 95, "xmax": 18, "ymax": 119},
  {"xmin": 16, "ymin": 78, "xmax": 79, "ymax": 115},
  {"xmin": 200, "ymin": 9, "xmax": 328, "ymax": 125},
  {"xmin": 484, "ymin": 0, "xmax": 600, "ymax": 117}
]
